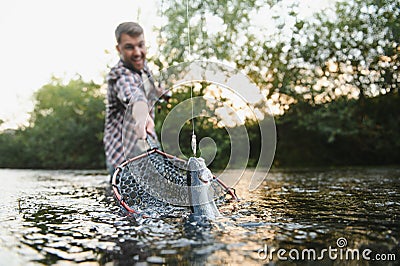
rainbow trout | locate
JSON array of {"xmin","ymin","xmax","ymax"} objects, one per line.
[{"xmin": 187, "ymin": 157, "xmax": 221, "ymax": 220}]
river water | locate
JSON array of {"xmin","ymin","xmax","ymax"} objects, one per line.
[{"xmin": 0, "ymin": 167, "xmax": 398, "ymax": 265}]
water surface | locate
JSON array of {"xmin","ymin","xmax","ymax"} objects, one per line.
[{"xmin": 0, "ymin": 167, "xmax": 398, "ymax": 265}]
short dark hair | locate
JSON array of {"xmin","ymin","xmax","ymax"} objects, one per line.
[{"xmin": 115, "ymin": 22, "xmax": 144, "ymax": 43}]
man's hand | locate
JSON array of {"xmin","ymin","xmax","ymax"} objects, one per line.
[
  {"xmin": 145, "ymin": 117, "xmax": 155, "ymax": 138},
  {"xmin": 134, "ymin": 116, "xmax": 155, "ymax": 140}
]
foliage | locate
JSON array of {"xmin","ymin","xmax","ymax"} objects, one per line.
[
  {"xmin": 0, "ymin": 129, "xmax": 29, "ymax": 168},
  {"xmin": 156, "ymin": 0, "xmax": 272, "ymax": 64},
  {"xmin": 275, "ymin": 92, "xmax": 400, "ymax": 166},
  {"xmin": 0, "ymin": 78, "xmax": 105, "ymax": 169},
  {"xmin": 1, "ymin": 0, "xmax": 399, "ymax": 169},
  {"xmin": 290, "ymin": 0, "xmax": 399, "ymax": 103},
  {"xmin": 156, "ymin": 0, "xmax": 399, "ymax": 104},
  {"xmin": 154, "ymin": 83, "xmax": 234, "ymax": 169},
  {"xmin": 276, "ymin": 0, "xmax": 400, "ymax": 165},
  {"xmin": 155, "ymin": 0, "xmax": 400, "ymax": 167}
]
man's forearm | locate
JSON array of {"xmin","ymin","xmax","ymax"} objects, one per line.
[{"xmin": 132, "ymin": 101, "xmax": 150, "ymax": 139}]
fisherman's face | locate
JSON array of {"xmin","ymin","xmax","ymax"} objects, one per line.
[{"xmin": 117, "ymin": 33, "xmax": 146, "ymax": 71}]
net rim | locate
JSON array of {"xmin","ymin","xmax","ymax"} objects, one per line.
[{"xmin": 111, "ymin": 148, "xmax": 239, "ymax": 215}]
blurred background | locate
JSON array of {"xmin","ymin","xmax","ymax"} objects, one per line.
[{"xmin": 0, "ymin": 0, "xmax": 398, "ymax": 169}]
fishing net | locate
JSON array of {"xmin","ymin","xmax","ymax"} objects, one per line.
[{"xmin": 111, "ymin": 144, "xmax": 237, "ymax": 218}]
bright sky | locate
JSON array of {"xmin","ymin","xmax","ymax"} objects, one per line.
[
  {"xmin": 0, "ymin": 0, "xmax": 332, "ymax": 130},
  {"xmin": 0, "ymin": 0, "xmax": 162, "ymax": 130}
]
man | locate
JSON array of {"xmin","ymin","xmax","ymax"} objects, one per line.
[{"xmin": 104, "ymin": 22, "xmax": 165, "ymax": 176}]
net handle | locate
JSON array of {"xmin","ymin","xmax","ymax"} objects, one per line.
[{"xmin": 146, "ymin": 133, "xmax": 160, "ymax": 150}]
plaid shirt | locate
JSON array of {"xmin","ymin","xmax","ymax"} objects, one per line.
[{"xmin": 104, "ymin": 60, "xmax": 158, "ymax": 169}]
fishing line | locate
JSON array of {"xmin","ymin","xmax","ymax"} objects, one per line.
[
  {"xmin": 186, "ymin": 0, "xmax": 197, "ymax": 156},
  {"xmin": 112, "ymin": 3, "xmax": 241, "ymax": 217}
]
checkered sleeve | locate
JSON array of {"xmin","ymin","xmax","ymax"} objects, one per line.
[{"xmin": 115, "ymin": 71, "xmax": 147, "ymax": 108}]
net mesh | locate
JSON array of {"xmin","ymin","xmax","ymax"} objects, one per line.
[{"xmin": 112, "ymin": 149, "xmax": 236, "ymax": 217}]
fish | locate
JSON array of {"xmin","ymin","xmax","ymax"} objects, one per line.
[{"xmin": 187, "ymin": 157, "xmax": 221, "ymax": 220}]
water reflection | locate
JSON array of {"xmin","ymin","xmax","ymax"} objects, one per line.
[{"xmin": 0, "ymin": 167, "xmax": 398, "ymax": 265}]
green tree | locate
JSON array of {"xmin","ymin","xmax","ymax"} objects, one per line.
[
  {"xmin": 157, "ymin": 0, "xmax": 399, "ymax": 108},
  {"xmin": 154, "ymin": 82, "xmax": 233, "ymax": 169},
  {"xmin": 157, "ymin": 0, "xmax": 400, "ymax": 166},
  {"xmin": 290, "ymin": 0, "xmax": 399, "ymax": 103},
  {"xmin": 28, "ymin": 77, "xmax": 105, "ymax": 169},
  {"xmin": 276, "ymin": 0, "xmax": 400, "ymax": 165},
  {"xmin": 155, "ymin": 0, "xmax": 311, "ymax": 109},
  {"xmin": 0, "ymin": 77, "xmax": 106, "ymax": 169}
]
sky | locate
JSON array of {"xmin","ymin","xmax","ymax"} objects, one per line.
[
  {"xmin": 0, "ymin": 0, "xmax": 162, "ymax": 130},
  {"xmin": 0, "ymin": 0, "xmax": 331, "ymax": 130}
]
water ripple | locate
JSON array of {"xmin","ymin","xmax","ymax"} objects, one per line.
[{"xmin": 0, "ymin": 168, "xmax": 399, "ymax": 265}]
